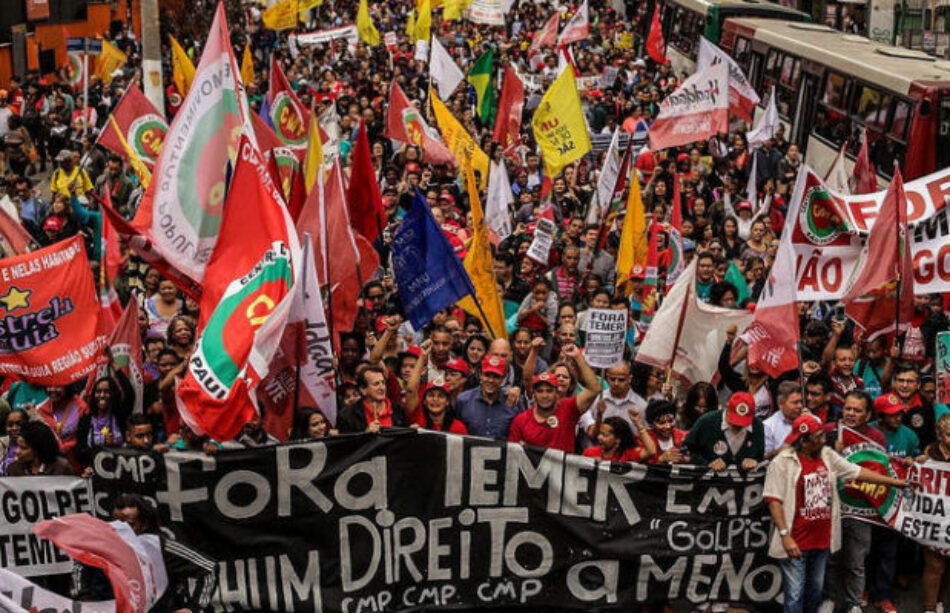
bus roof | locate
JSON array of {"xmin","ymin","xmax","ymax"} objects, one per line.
[
  {"xmin": 674, "ymin": 0, "xmax": 807, "ymax": 20},
  {"xmin": 725, "ymin": 17, "xmax": 950, "ymax": 94}
]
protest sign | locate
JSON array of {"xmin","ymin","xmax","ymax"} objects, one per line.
[
  {"xmin": 92, "ymin": 432, "xmax": 783, "ymax": 611},
  {"xmin": 0, "ymin": 476, "xmax": 93, "ymax": 576},
  {"xmin": 0, "ymin": 236, "xmax": 103, "ymax": 385},
  {"xmin": 584, "ymin": 309, "xmax": 627, "ymax": 368},
  {"xmin": 837, "ymin": 426, "xmax": 897, "ymax": 525},
  {"xmin": 294, "ymin": 25, "xmax": 359, "ymax": 46},
  {"xmin": 0, "ymin": 568, "xmax": 114, "ymax": 612},
  {"xmin": 526, "ymin": 217, "xmax": 557, "ymax": 264},
  {"xmin": 937, "ymin": 332, "xmax": 950, "ymax": 403},
  {"xmin": 889, "ymin": 461, "xmax": 950, "ymax": 550}
]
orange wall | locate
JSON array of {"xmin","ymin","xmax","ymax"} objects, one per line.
[{"xmin": 34, "ymin": 1, "xmax": 130, "ymax": 69}]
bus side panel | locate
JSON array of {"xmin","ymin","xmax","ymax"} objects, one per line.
[{"xmin": 905, "ymin": 82, "xmax": 938, "ymax": 181}]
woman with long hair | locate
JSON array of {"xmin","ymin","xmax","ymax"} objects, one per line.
[
  {"xmin": 418, "ymin": 383, "xmax": 467, "ymax": 434},
  {"xmin": 166, "ymin": 315, "xmax": 197, "ymax": 361},
  {"xmin": 292, "ymin": 408, "xmax": 332, "ymax": 441},
  {"xmin": 0, "ymin": 410, "xmax": 27, "ymax": 476},
  {"xmin": 680, "ymin": 381, "xmax": 719, "ymax": 429},
  {"xmin": 76, "ymin": 377, "xmax": 130, "ymax": 469},
  {"xmin": 583, "ymin": 415, "xmax": 656, "ymax": 462},
  {"xmin": 7, "ymin": 421, "xmax": 73, "ymax": 476}
]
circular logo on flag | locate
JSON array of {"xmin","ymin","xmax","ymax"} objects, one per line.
[
  {"xmin": 177, "ymin": 89, "xmax": 242, "ymax": 239},
  {"xmin": 270, "ymin": 92, "xmax": 307, "ymax": 147},
  {"xmin": 837, "ymin": 447, "xmax": 904, "ymax": 523},
  {"xmin": 713, "ymin": 440, "xmax": 728, "ymax": 456},
  {"xmin": 127, "ymin": 114, "xmax": 167, "ymax": 165},
  {"xmin": 167, "ymin": 90, "xmax": 183, "ymax": 108},
  {"xmin": 66, "ymin": 54, "xmax": 84, "ymax": 87},
  {"xmin": 800, "ymin": 186, "xmax": 846, "ymax": 246}
]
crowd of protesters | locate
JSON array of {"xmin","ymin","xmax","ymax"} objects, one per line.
[{"xmin": 1, "ymin": 0, "xmax": 949, "ymax": 611}]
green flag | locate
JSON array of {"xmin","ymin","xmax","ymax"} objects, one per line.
[
  {"xmin": 724, "ymin": 260, "xmax": 751, "ymax": 305},
  {"xmin": 467, "ymin": 50, "xmax": 496, "ymax": 127}
]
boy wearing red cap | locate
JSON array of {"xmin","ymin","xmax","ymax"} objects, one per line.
[
  {"xmin": 507, "ymin": 345, "xmax": 600, "ymax": 453},
  {"xmin": 764, "ymin": 414, "xmax": 906, "ymax": 613},
  {"xmin": 682, "ymin": 391, "xmax": 765, "ymax": 471}
]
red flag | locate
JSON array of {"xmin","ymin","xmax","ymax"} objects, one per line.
[
  {"xmin": 252, "ymin": 110, "xmax": 286, "ymax": 153},
  {"xmin": 0, "ymin": 207, "xmax": 34, "ymax": 256},
  {"xmin": 666, "ymin": 174, "xmax": 684, "ymax": 283},
  {"xmin": 267, "ymin": 55, "xmax": 311, "ymax": 153},
  {"xmin": 97, "ymin": 189, "xmax": 124, "ymax": 332},
  {"xmin": 33, "ymin": 515, "xmax": 166, "ymax": 613},
  {"xmin": 97, "ymin": 196, "xmax": 202, "ymax": 301},
  {"xmin": 177, "ymin": 137, "xmax": 300, "ymax": 441},
  {"xmin": 385, "ymin": 81, "xmax": 454, "ymax": 165},
  {"xmin": 493, "ymin": 65, "xmax": 525, "ymax": 152},
  {"xmin": 646, "ymin": 6, "xmax": 667, "ymax": 65},
  {"xmin": 648, "ymin": 63, "xmax": 729, "ymax": 151},
  {"xmin": 528, "ymin": 13, "xmax": 559, "ymax": 70},
  {"xmin": 287, "ymin": 158, "xmax": 307, "ymax": 222},
  {"xmin": 96, "ymin": 85, "xmax": 168, "ymax": 167},
  {"xmin": 346, "ymin": 120, "xmax": 386, "ymax": 244},
  {"xmin": 843, "ymin": 166, "xmax": 914, "ymax": 340},
  {"xmin": 851, "ymin": 129, "xmax": 878, "ymax": 195},
  {"xmin": 0, "ymin": 236, "xmax": 102, "ymax": 385},
  {"xmin": 85, "ymin": 299, "xmax": 146, "ymax": 413}
]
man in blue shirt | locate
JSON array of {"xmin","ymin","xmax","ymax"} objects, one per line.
[{"xmin": 455, "ymin": 355, "xmax": 524, "ymax": 439}]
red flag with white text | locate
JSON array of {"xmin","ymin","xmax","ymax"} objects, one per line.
[{"xmin": 646, "ymin": 7, "xmax": 667, "ymax": 64}]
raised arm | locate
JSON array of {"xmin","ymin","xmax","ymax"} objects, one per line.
[{"xmin": 562, "ymin": 344, "xmax": 600, "ymax": 413}]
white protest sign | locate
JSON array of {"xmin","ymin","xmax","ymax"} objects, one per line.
[
  {"xmin": 526, "ymin": 217, "xmax": 557, "ymax": 264},
  {"xmin": 584, "ymin": 308, "xmax": 627, "ymax": 368},
  {"xmin": 0, "ymin": 568, "xmax": 114, "ymax": 612}
]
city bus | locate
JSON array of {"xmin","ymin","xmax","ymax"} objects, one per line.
[
  {"xmin": 720, "ymin": 17, "xmax": 950, "ymax": 182},
  {"xmin": 655, "ymin": 0, "xmax": 809, "ymax": 76}
]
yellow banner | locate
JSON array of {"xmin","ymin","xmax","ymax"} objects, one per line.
[
  {"xmin": 531, "ymin": 69, "xmax": 592, "ymax": 178},
  {"xmin": 430, "ymin": 87, "xmax": 489, "ymax": 188},
  {"xmin": 262, "ymin": 0, "xmax": 299, "ymax": 31},
  {"xmin": 357, "ymin": 0, "xmax": 381, "ymax": 46},
  {"xmin": 169, "ymin": 36, "xmax": 195, "ymax": 96},
  {"xmin": 94, "ymin": 40, "xmax": 127, "ymax": 85}
]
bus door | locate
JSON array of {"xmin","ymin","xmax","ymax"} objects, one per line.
[
  {"xmin": 938, "ymin": 96, "xmax": 950, "ymax": 170},
  {"xmin": 792, "ymin": 71, "xmax": 821, "ymax": 147}
]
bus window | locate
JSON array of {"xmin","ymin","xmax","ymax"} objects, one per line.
[
  {"xmin": 668, "ymin": 7, "xmax": 705, "ymax": 61},
  {"xmin": 814, "ymin": 71, "xmax": 852, "ymax": 147},
  {"xmin": 938, "ymin": 98, "xmax": 950, "ymax": 171},
  {"xmin": 849, "ymin": 90, "xmax": 908, "ymax": 178},
  {"xmin": 851, "ymin": 84, "xmax": 891, "ymax": 139},
  {"xmin": 762, "ymin": 49, "xmax": 801, "ymax": 119},
  {"xmin": 733, "ymin": 36, "xmax": 753, "ymax": 75}
]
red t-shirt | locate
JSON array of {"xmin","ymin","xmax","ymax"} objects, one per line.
[
  {"xmin": 363, "ymin": 400, "xmax": 394, "ymax": 428},
  {"xmin": 427, "ymin": 419, "xmax": 469, "ymax": 435},
  {"xmin": 582, "ymin": 445, "xmax": 645, "ymax": 462},
  {"xmin": 508, "ymin": 397, "xmax": 580, "ymax": 453},
  {"xmin": 792, "ymin": 454, "xmax": 833, "ymax": 551}
]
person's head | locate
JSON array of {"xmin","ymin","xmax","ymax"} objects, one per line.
[
  {"xmin": 776, "ymin": 381, "xmax": 804, "ymax": 421},
  {"xmin": 428, "ymin": 327, "xmax": 453, "ymax": 365},
  {"xmin": 358, "ymin": 365, "xmax": 387, "ymax": 403},
  {"xmin": 488, "ymin": 337, "xmax": 512, "ymax": 362},
  {"xmin": 423, "ymin": 383, "xmax": 452, "ymax": 416},
  {"xmin": 166, "ymin": 315, "xmax": 196, "ymax": 348},
  {"xmin": 463, "ymin": 334, "xmax": 489, "ymax": 366},
  {"xmin": 531, "ymin": 278, "xmax": 551, "ymax": 303},
  {"xmin": 803, "ymin": 320, "xmax": 830, "ymax": 351},
  {"xmin": 5, "ymin": 409, "xmax": 27, "ymax": 440},
  {"xmin": 532, "ymin": 372, "xmax": 559, "ymax": 411},
  {"xmin": 709, "ymin": 281, "xmax": 738, "ymax": 308},
  {"xmin": 479, "ymin": 354, "xmax": 506, "ymax": 396},
  {"xmin": 125, "ymin": 414, "xmax": 154, "ymax": 451},
  {"xmin": 144, "ymin": 337, "xmax": 165, "ymax": 363},
  {"xmin": 558, "ymin": 303, "xmax": 576, "ymax": 326},
  {"xmin": 725, "ymin": 392, "xmax": 755, "ymax": 430},
  {"xmin": 805, "ymin": 372, "xmax": 833, "ymax": 411},
  {"xmin": 111, "ymin": 494, "xmax": 160, "ymax": 535},
  {"xmin": 551, "ymin": 362, "xmax": 575, "ymax": 395},
  {"xmin": 605, "ymin": 363, "xmax": 632, "ymax": 397},
  {"xmin": 46, "ymin": 385, "xmax": 66, "ymax": 405},
  {"xmin": 842, "ymin": 390, "xmax": 873, "ymax": 428},
  {"xmin": 874, "ymin": 393, "xmax": 906, "ymax": 431},
  {"xmin": 340, "ymin": 334, "xmax": 363, "ymax": 368},
  {"xmin": 494, "ymin": 251, "xmax": 515, "ymax": 282},
  {"xmin": 588, "ymin": 289, "xmax": 611, "ymax": 309},
  {"xmin": 696, "ymin": 252, "xmax": 716, "ymax": 283},
  {"xmin": 561, "ymin": 245, "xmax": 580, "ymax": 272},
  {"xmin": 511, "ymin": 328, "xmax": 534, "ymax": 361},
  {"xmin": 921, "ymin": 375, "xmax": 937, "ymax": 405},
  {"xmin": 92, "ymin": 377, "xmax": 120, "ymax": 415},
  {"xmin": 339, "ymin": 382, "xmax": 362, "ymax": 410},
  {"xmin": 598, "ymin": 416, "xmax": 635, "ymax": 453},
  {"xmin": 445, "ymin": 358, "xmax": 470, "ymax": 391},
  {"xmin": 936, "ymin": 413, "xmax": 950, "ymax": 449},
  {"xmin": 682, "ymin": 381, "xmax": 717, "ymax": 426},
  {"xmin": 787, "ymin": 414, "xmax": 825, "ymax": 457},
  {"xmin": 156, "ymin": 348, "xmax": 181, "ymax": 378},
  {"xmin": 158, "ymin": 279, "xmax": 178, "ymax": 303},
  {"xmin": 15, "ymin": 421, "xmax": 61, "ymax": 467},
  {"xmin": 646, "ymin": 399, "xmax": 677, "ymax": 439},
  {"xmin": 892, "ymin": 365, "xmax": 920, "ymax": 402},
  {"xmin": 865, "ymin": 335, "xmax": 888, "ymax": 362},
  {"xmin": 833, "ymin": 346, "xmax": 857, "ymax": 376}
]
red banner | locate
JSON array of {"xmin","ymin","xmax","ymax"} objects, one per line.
[{"xmin": 0, "ymin": 236, "xmax": 102, "ymax": 385}]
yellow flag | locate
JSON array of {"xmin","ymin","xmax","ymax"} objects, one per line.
[
  {"xmin": 262, "ymin": 0, "xmax": 299, "ymax": 30},
  {"xmin": 298, "ymin": 0, "xmax": 322, "ymax": 18},
  {"xmin": 531, "ymin": 69, "xmax": 592, "ymax": 178},
  {"xmin": 458, "ymin": 167, "xmax": 507, "ymax": 339},
  {"xmin": 442, "ymin": 0, "xmax": 461, "ymax": 21},
  {"xmin": 406, "ymin": 10, "xmax": 416, "ymax": 42},
  {"xmin": 414, "ymin": 0, "xmax": 432, "ymax": 44},
  {"xmin": 241, "ymin": 45, "xmax": 255, "ymax": 86},
  {"xmin": 169, "ymin": 36, "xmax": 195, "ymax": 96},
  {"xmin": 357, "ymin": 0, "xmax": 380, "ymax": 46},
  {"xmin": 94, "ymin": 40, "xmax": 127, "ymax": 85},
  {"xmin": 615, "ymin": 169, "xmax": 648, "ymax": 289},
  {"xmin": 303, "ymin": 111, "xmax": 324, "ymax": 194},
  {"xmin": 430, "ymin": 87, "xmax": 489, "ymax": 188},
  {"xmin": 109, "ymin": 115, "xmax": 151, "ymax": 189}
]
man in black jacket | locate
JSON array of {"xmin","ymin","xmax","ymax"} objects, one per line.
[{"xmin": 337, "ymin": 365, "xmax": 409, "ymax": 433}]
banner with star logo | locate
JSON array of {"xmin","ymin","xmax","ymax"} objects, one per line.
[{"xmin": 0, "ymin": 236, "xmax": 102, "ymax": 385}]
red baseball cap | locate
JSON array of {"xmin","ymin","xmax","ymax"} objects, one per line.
[
  {"xmin": 874, "ymin": 393, "xmax": 905, "ymax": 415},
  {"xmin": 630, "ymin": 264, "xmax": 646, "ymax": 280},
  {"xmin": 423, "ymin": 381, "xmax": 451, "ymax": 397},
  {"xmin": 481, "ymin": 355, "xmax": 506, "ymax": 377},
  {"xmin": 43, "ymin": 216, "xmax": 64, "ymax": 231},
  {"xmin": 533, "ymin": 372, "xmax": 558, "ymax": 388},
  {"xmin": 785, "ymin": 414, "xmax": 824, "ymax": 445},
  {"xmin": 400, "ymin": 346, "xmax": 423, "ymax": 359},
  {"xmin": 446, "ymin": 358, "xmax": 471, "ymax": 376},
  {"xmin": 726, "ymin": 392, "xmax": 755, "ymax": 427}
]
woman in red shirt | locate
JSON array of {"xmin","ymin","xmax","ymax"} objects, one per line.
[
  {"xmin": 583, "ymin": 414, "xmax": 656, "ymax": 463},
  {"xmin": 418, "ymin": 383, "xmax": 468, "ymax": 435},
  {"xmin": 646, "ymin": 399, "xmax": 689, "ymax": 464}
]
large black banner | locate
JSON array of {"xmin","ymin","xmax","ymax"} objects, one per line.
[{"xmin": 91, "ymin": 430, "xmax": 782, "ymax": 611}]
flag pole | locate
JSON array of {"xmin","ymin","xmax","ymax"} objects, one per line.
[
  {"xmin": 469, "ymin": 291, "xmax": 497, "ymax": 339},
  {"xmin": 894, "ymin": 162, "xmax": 904, "ymax": 356},
  {"xmin": 665, "ymin": 280, "xmax": 691, "ymax": 387}
]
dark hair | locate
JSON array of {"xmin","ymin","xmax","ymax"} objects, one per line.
[
  {"xmin": 696, "ymin": 250, "xmax": 715, "ymax": 263},
  {"xmin": 462, "ymin": 334, "xmax": 490, "ymax": 363},
  {"xmin": 601, "ymin": 416, "xmax": 636, "ymax": 453},
  {"xmin": 111, "ymin": 494, "xmax": 161, "ymax": 534},
  {"xmin": 358, "ymin": 365, "xmax": 386, "ymax": 388},
  {"xmin": 90, "ymin": 377, "xmax": 124, "ymax": 416},
  {"xmin": 646, "ymin": 399, "xmax": 677, "ymax": 425},
  {"xmin": 156, "ymin": 348, "xmax": 181, "ymax": 363},
  {"xmin": 18, "ymin": 421, "xmax": 62, "ymax": 465},
  {"xmin": 292, "ymin": 408, "xmax": 329, "ymax": 440},
  {"xmin": 805, "ymin": 371, "xmax": 833, "ymax": 394},
  {"xmin": 709, "ymin": 281, "xmax": 739, "ymax": 307},
  {"xmin": 125, "ymin": 413, "xmax": 151, "ymax": 432},
  {"xmin": 681, "ymin": 382, "xmax": 718, "ymax": 428},
  {"xmin": 844, "ymin": 389, "xmax": 872, "ymax": 413}
]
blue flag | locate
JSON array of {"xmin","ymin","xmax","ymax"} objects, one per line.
[{"xmin": 393, "ymin": 190, "xmax": 475, "ymax": 328}]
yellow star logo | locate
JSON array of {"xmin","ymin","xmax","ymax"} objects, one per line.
[{"xmin": 0, "ymin": 287, "xmax": 31, "ymax": 311}]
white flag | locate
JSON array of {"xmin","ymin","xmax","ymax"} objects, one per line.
[
  {"xmin": 557, "ymin": 0, "xmax": 589, "ymax": 46},
  {"xmin": 486, "ymin": 161, "xmax": 514, "ymax": 242},
  {"xmin": 636, "ymin": 260, "xmax": 752, "ymax": 383},
  {"xmin": 294, "ymin": 234, "xmax": 339, "ymax": 425},
  {"xmin": 824, "ymin": 142, "xmax": 851, "ymax": 194},
  {"xmin": 697, "ymin": 37, "xmax": 759, "ymax": 121},
  {"xmin": 746, "ymin": 86, "xmax": 779, "ymax": 150},
  {"xmin": 429, "ymin": 36, "xmax": 465, "ymax": 100},
  {"xmin": 0, "ymin": 568, "xmax": 114, "ymax": 613},
  {"xmin": 597, "ymin": 128, "xmax": 623, "ymax": 209}
]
